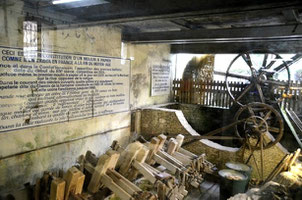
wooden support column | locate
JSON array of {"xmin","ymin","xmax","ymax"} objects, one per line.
[
  {"xmin": 135, "ymin": 109, "xmax": 142, "ymax": 134},
  {"xmin": 175, "ymin": 134, "xmax": 184, "ymax": 151},
  {"xmin": 167, "ymin": 138, "xmax": 178, "ymax": 155},
  {"xmin": 146, "ymin": 137, "xmax": 161, "ymax": 165},
  {"xmin": 64, "ymin": 167, "xmax": 82, "ymax": 200},
  {"xmin": 158, "ymin": 134, "xmax": 167, "ymax": 151},
  {"xmin": 50, "ymin": 178, "xmax": 66, "ymax": 200}
]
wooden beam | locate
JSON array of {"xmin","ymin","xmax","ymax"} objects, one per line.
[
  {"xmin": 64, "ymin": 167, "xmax": 81, "ymax": 200},
  {"xmin": 178, "ymin": 148, "xmax": 197, "ymax": 159},
  {"xmin": 175, "ymin": 135, "xmax": 184, "ymax": 151},
  {"xmin": 107, "ymin": 169, "xmax": 141, "ymax": 194},
  {"xmin": 127, "ymin": 145, "xmax": 150, "ymax": 180},
  {"xmin": 132, "ymin": 161, "xmax": 157, "ymax": 183},
  {"xmin": 119, "ymin": 142, "xmax": 143, "ymax": 176},
  {"xmin": 123, "ymin": 25, "xmax": 302, "ymax": 44},
  {"xmin": 100, "ymin": 174, "xmax": 133, "ymax": 200},
  {"xmin": 75, "ymin": 173, "xmax": 85, "ymax": 195},
  {"xmin": 157, "ymin": 151, "xmax": 184, "ymax": 168},
  {"xmin": 158, "ymin": 134, "xmax": 167, "ymax": 151},
  {"xmin": 171, "ymin": 40, "xmax": 302, "ymax": 54},
  {"xmin": 53, "ymin": 2, "xmax": 302, "ymax": 29},
  {"xmin": 146, "ymin": 137, "xmax": 161, "ymax": 165},
  {"xmin": 87, "ymin": 154, "xmax": 111, "ymax": 193},
  {"xmin": 50, "ymin": 178, "xmax": 66, "ymax": 200},
  {"xmin": 167, "ymin": 139, "xmax": 178, "ymax": 155},
  {"xmin": 172, "ymin": 152, "xmax": 192, "ymax": 165},
  {"xmin": 88, "ymin": 150, "xmax": 120, "ymax": 193},
  {"xmin": 153, "ymin": 154, "xmax": 181, "ymax": 174}
]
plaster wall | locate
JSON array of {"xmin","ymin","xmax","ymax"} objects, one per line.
[
  {"xmin": 0, "ymin": 2, "xmax": 172, "ymax": 194},
  {"xmin": 127, "ymin": 44, "xmax": 172, "ymax": 109}
]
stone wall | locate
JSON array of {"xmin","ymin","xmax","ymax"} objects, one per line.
[{"xmin": 140, "ymin": 103, "xmax": 288, "ymax": 179}]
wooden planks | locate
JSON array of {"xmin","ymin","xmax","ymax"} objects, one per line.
[{"xmin": 172, "ymin": 79, "xmax": 302, "ymax": 109}]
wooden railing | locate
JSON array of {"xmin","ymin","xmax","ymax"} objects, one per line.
[
  {"xmin": 172, "ymin": 79, "xmax": 302, "ymax": 113},
  {"xmin": 281, "ymin": 81, "xmax": 302, "ymax": 114}
]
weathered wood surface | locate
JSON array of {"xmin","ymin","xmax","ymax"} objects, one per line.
[
  {"xmin": 50, "ymin": 178, "xmax": 65, "ymax": 200},
  {"xmin": 173, "ymin": 79, "xmax": 302, "ymax": 112},
  {"xmin": 64, "ymin": 167, "xmax": 84, "ymax": 200}
]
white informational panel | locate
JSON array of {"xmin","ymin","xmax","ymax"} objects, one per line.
[
  {"xmin": 151, "ymin": 63, "xmax": 171, "ymax": 96},
  {"xmin": 0, "ymin": 46, "xmax": 130, "ymax": 132}
]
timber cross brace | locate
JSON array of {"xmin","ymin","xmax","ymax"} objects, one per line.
[{"xmin": 84, "ymin": 150, "xmax": 156, "ymax": 200}]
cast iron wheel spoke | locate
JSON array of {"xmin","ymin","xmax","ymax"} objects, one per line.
[
  {"xmin": 247, "ymin": 105, "xmax": 256, "ymax": 117},
  {"xmin": 260, "ymin": 134, "xmax": 264, "ymax": 181},
  {"xmin": 255, "ymin": 83, "xmax": 265, "ymax": 103},
  {"xmin": 246, "ymin": 137, "xmax": 260, "ymax": 163},
  {"xmin": 245, "ymin": 136, "xmax": 261, "ymax": 178},
  {"xmin": 235, "ymin": 84, "xmax": 254, "ymax": 102},
  {"xmin": 234, "ymin": 102, "xmax": 284, "ymax": 150},
  {"xmin": 268, "ymin": 127, "xmax": 280, "ymax": 133},
  {"xmin": 262, "ymin": 54, "xmax": 268, "ymax": 68},
  {"xmin": 225, "ymin": 50, "xmax": 290, "ymax": 106},
  {"xmin": 264, "ymin": 59, "xmax": 276, "ymax": 69},
  {"xmin": 215, "ymin": 71, "xmax": 251, "ymax": 80},
  {"xmin": 227, "ymin": 72, "xmax": 251, "ymax": 80},
  {"xmin": 258, "ymin": 110, "xmax": 272, "ymax": 127},
  {"xmin": 262, "ymin": 136, "xmax": 268, "ymax": 147},
  {"xmin": 264, "ymin": 54, "xmax": 281, "ymax": 69},
  {"xmin": 242, "ymin": 53, "xmax": 253, "ymax": 68}
]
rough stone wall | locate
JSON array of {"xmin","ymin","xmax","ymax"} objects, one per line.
[
  {"xmin": 182, "ymin": 55, "xmax": 215, "ymax": 81},
  {"xmin": 179, "ymin": 104, "xmax": 233, "ymax": 134},
  {"xmin": 140, "ymin": 108, "xmax": 192, "ymax": 139},
  {"xmin": 140, "ymin": 104, "xmax": 288, "ymax": 179}
]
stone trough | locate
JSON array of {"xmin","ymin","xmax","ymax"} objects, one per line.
[{"xmin": 136, "ymin": 103, "xmax": 289, "ymax": 179}]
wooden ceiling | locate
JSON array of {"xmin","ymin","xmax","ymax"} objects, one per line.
[{"xmin": 12, "ymin": 0, "xmax": 302, "ymax": 52}]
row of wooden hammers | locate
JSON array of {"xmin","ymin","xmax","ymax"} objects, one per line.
[{"xmin": 49, "ymin": 134, "xmax": 215, "ymax": 200}]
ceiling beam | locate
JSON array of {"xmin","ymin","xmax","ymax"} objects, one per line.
[
  {"xmin": 123, "ymin": 25, "xmax": 302, "ymax": 44},
  {"xmin": 74, "ymin": 1, "xmax": 301, "ymax": 21},
  {"xmin": 50, "ymin": 2, "xmax": 302, "ymax": 29},
  {"xmin": 170, "ymin": 40, "xmax": 302, "ymax": 54}
]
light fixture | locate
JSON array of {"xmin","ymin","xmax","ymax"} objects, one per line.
[{"xmin": 52, "ymin": 0, "xmax": 82, "ymax": 4}]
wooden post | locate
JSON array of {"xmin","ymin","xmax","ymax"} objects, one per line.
[
  {"xmin": 175, "ymin": 134, "xmax": 184, "ymax": 151},
  {"xmin": 64, "ymin": 167, "xmax": 81, "ymax": 200},
  {"xmin": 157, "ymin": 134, "xmax": 167, "ymax": 151},
  {"xmin": 135, "ymin": 109, "xmax": 142, "ymax": 134},
  {"xmin": 180, "ymin": 79, "xmax": 184, "ymax": 103},
  {"xmin": 128, "ymin": 146, "xmax": 151, "ymax": 181},
  {"xmin": 50, "ymin": 178, "xmax": 66, "ymax": 200},
  {"xmin": 167, "ymin": 138, "xmax": 178, "ymax": 155},
  {"xmin": 288, "ymin": 148, "xmax": 301, "ymax": 170},
  {"xmin": 88, "ymin": 150, "xmax": 120, "ymax": 193},
  {"xmin": 146, "ymin": 137, "xmax": 161, "ymax": 164},
  {"xmin": 34, "ymin": 178, "xmax": 41, "ymax": 200},
  {"xmin": 75, "ymin": 173, "xmax": 85, "ymax": 194}
]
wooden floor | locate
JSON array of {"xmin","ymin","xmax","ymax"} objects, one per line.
[{"xmin": 185, "ymin": 180, "xmax": 220, "ymax": 200}]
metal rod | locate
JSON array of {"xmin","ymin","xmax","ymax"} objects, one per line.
[{"xmin": 260, "ymin": 134, "xmax": 264, "ymax": 181}]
